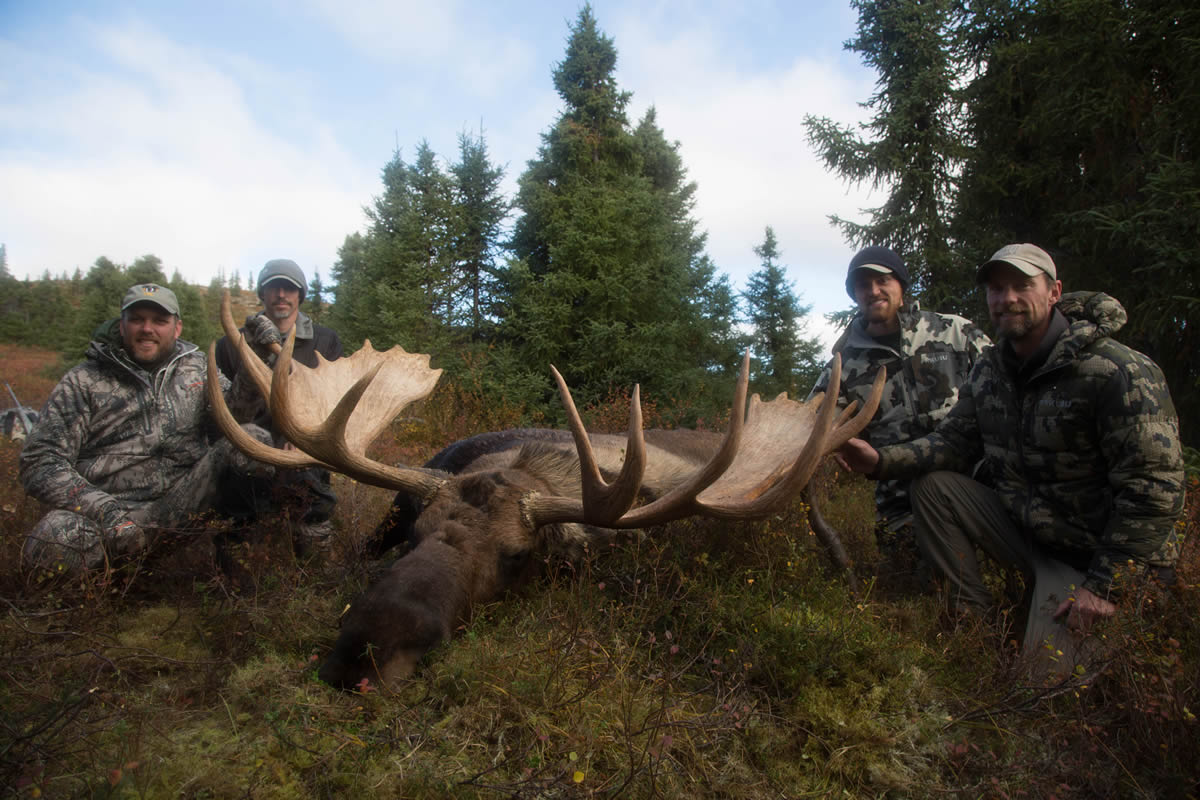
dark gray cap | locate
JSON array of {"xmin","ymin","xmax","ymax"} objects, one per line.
[
  {"xmin": 845, "ymin": 246, "xmax": 909, "ymax": 299},
  {"xmin": 121, "ymin": 283, "xmax": 181, "ymax": 317},
  {"xmin": 257, "ymin": 259, "xmax": 307, "ymax": 301}
]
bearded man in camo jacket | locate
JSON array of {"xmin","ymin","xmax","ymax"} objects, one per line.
[
  {"xmin": 838, "ymin": 244, "xmax": 1184, "ymax": 655},
  {"xmin": 808, "ymin": 246, "xmax": 991, "ymax": 530},
  {"xmin": 19, "ymin": 283, "xmax": 272, "ymax": 572}
]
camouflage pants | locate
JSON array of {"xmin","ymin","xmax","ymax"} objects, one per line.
[
  {"xmin": 24, "ymin": 427, "xmax": 273, "ymax": 572},
  {"xmin": 910, "ymin": 471, "xmax": 1104, "ymax": 669}
]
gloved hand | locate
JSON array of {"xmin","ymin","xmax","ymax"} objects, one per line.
[
  {"xmin": 106, "ymin": 519, "xmax": 148, "ymax": 558},
  {"xmin": 244, "ymin": 314, "xmax": 283, "ymax": 353}
]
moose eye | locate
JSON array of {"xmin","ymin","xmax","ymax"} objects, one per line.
[{"xmin": 498, "ymin": 548, "xmax": 531, "ymax": 577}]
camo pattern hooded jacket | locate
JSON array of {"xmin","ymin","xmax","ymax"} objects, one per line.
[
  {"xmin": 875, "ymin": 292, "xmax": 1184, "ymax": 593},
  {"xmin": 19, "ymin": 336, "xmax": 225, "ymax": 530},
  {"xmin": 808, "ymin": 304, "xmax": 992, "ymax": 524}
]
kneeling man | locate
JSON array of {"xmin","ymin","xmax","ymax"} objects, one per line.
[
  {"xmin": 20, "ymin": 283, "xmax": 271, "ymax": 571},
  {"xmin": 838, "ymin": 244, "xmax": 1183, "ymax": 656}
]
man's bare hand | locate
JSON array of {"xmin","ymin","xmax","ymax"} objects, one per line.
[
  {"xmin": 835, "ymin": 438, "xmax": 880, "ymax": 475},
  {"xmin": 1053, "ymin": 587, "xmax": 1116, "ymax": 631}
]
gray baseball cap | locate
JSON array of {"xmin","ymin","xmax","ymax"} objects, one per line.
[
  {"xmin": 257, "ymin": 258, "xmax": 307, "ymax": 301},
  {"xmin": 977, "ymin": 243, "xmax": 1058, "ymax": 282},
  {"xmin": 120, "ymin": 283, "xmax": 181, "ymax": 317}
]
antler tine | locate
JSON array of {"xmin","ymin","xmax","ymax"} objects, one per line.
[
  {"xmin": 219, "ymin": 291, "xmax": 274, "ymax": 402},
  {"xmin": 547, "ymin": 364, "xmax": 647, "ymax": 525},
  {"xmin": 712, "ymin": 353, "xmax": 845, "ymax": 516},
  {"xmin": 206, "ymin": 342, "xmax": 330, "ymax": 471},
  {"xmin": 523, "ymin": 352, "xmax": 753, "ymax": 530},
  {"xmin": 609, "ymin": 350, "xmax": 751, "ymax": 527},
  {"xmin": 825, "ymin": 365, "xmax": 886, "ymax": 452}
]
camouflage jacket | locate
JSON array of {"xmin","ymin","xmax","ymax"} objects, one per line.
[
  {"xmin": 876, "ymin": 292, "xmax": 1184, "ymax": 593},
  {"xmin": 19, "ymin": 337, "xmax": 225, "ymax": 529},
  {"xmin": 808, "ymin": 304, "xmax": 991, "ymax": 524}
]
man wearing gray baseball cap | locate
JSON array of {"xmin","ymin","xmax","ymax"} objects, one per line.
[
  {"xmin": 214, "ymin": 259, "xmax": 344, "ymax": 553},
  {"xmin": 20, "ymin": 282, "xmax": 274, "ymax": 572},
  {"xmin": 836, "ymin": 243, "xmax": 1184, "ymax": 675}
]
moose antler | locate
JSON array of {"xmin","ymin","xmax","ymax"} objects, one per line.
[
  {"xmin": 522, "ymin": 352, "xmax": 885, "ymax": 529},
  {"xmin": 208, "ymin": 289, "xmax": 884, "ymax": 530},
  {"xmin": 206, "ymin": 292, "xmax": 446, "ymax": 499}
]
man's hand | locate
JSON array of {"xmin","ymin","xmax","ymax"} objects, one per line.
[
  {"xmin": 244, "ymin": 314, "xmax": 283, "ymax": 353},
  {"xmin": 1053, "ymin": 587, "xmax": 1117, "ymax": 631},
  {"xmin": 106, "ymin": 520, "xmax": 147, "ymax": 558},
  {"xmin": 835, "ymin": 437, "xmax": 880, "ymax": 476}
]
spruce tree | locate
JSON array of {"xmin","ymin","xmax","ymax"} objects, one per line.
[
  {"xmin": 306, "ymin": 268, "xmax": 326, "ymax": 323},
  {"xmin": 742, "ymin": 227, "xmax": 822, "ymax": 397},
  {"xmin": 803, "ymin": 0, "xmax": 970, "ymax": 312},
  {"xmin": 506, "ymin": 5, "xmax": 738, "ymax": 414},
  {"xmin": 451, "ymin": 129, "xmax": 508, "ymax": 337}
]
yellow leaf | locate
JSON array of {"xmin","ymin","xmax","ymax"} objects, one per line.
[
  {"xmin": 573, "ymin": 771, "xmax": 585, "ymax": 783},
  {"xmin": 568, "ymin": 751, "xmax": 578, "ymax": 762}
]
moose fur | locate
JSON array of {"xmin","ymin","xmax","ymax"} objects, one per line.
[{"xmin": 319, "ymin": 428, "xmax": 720, "ymax": 690}]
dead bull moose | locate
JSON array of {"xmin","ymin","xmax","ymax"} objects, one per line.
[{"xmin": 206, "ymin": 296, "xmax": 884, "ymax": 690}]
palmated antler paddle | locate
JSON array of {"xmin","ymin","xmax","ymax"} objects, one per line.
[
  {"xmin": 522, "ymin": 352, "xmax": 885, "ymax": 529},
  {"xmin": 208, "ymin": 287, "xmax": 884, "ymax": 532},
  {"xmin": 206, "ymin": 292, "xmax": 446, "ymax": 500}
]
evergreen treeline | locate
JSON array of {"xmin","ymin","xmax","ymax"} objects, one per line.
[
  {"xmin": 0, "ymin": 8, "xmax": 820, "ymax": 427},
  {"xmin": 0, "ymin": 254, "xmax": 220, "ymax": 359},
  {"xmin": 806, "ymin": 0, "xmax": 1200, "ymax": 447},
  {"xmin": 326, "ymin": 5, "xmax": 815, "ymax": 425}
]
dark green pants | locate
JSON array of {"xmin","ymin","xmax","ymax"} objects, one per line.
[{"xmin": 910, "ymin": 471, "xmax": 1094, "ymax": 662}]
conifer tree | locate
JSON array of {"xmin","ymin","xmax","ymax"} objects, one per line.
[
  {"xmin": 506, "ymin": 5, "xmax": 738, "ymax": 413},
  {"xmin": 803, "ymin": 0, "xmax": 969, "ymax": 312},
  {"xmin": 742, "ymin": 227, "xmax": 822, "ymax": 397},
  {"xmin": 306, "ymin": 268, "xmax": 326, "ymax": 323},
  {"xmin": 451, "ymin": 129, "xmax": 508, "ymax": 336}
]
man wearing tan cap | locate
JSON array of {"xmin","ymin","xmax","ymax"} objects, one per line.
[
  {"xmin": 836, "ymin": 244, "xmax": 1184, "ymax": 671},
  {"xmin": 19, "ymin": 283, "xmax": 273, "ymax": 572}
]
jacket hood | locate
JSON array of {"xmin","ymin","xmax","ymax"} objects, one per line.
[
  {"xmin": 1028, "ymin": 291, "xmax": 1127, "ymax": 374},
  {"xmin": 1056, "ymin": 291, "xmax": 1126, "ymax": 339}
]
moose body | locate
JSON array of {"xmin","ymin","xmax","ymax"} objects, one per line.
[
  {"xmin": 205, "ymin": 293, "xmax": 884, "ymax": 691},
  {"xmin": 326, "ymin": 428, "xmax": 725, "ymax": 688}
]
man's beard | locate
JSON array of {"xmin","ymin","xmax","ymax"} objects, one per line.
[
  {"xmin": 864, "ymin": 298, "xmax": 897, "ymax": 324},
  {"xmin": 128, "ymin": 337, "xmax": 173, "ymax": 367},
  {"xmin": 994, "ymin": 308, "xmax": 1035, "ymax": 339}
]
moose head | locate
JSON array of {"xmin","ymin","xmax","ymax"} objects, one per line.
[{"xmin": 207, "ymin": 295, "xmax": 884, "ymax": 690}]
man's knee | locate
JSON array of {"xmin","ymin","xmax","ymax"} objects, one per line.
[
  {"xmin": 24, "ymin": 510, "xmax": 106, "ymax": 572},
  {"xmin": 911, "ymin": 471, "xmax": 966, "ymax": 506}
]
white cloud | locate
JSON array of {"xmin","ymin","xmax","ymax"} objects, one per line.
[
  {"xmin": 0, "ymin": 19, "xmax": 376, "ymax": 283},
  {"xmin": 610, "ymin": 13, "xmax": 877, "ymax": 352}
]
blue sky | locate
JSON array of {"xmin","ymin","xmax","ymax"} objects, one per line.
[{"xmin": 1, "ymin": 1, "xmax": 881, "ymax": 350}]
